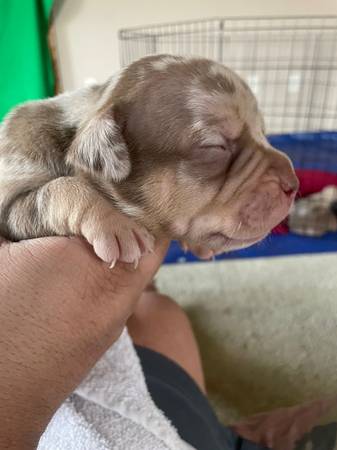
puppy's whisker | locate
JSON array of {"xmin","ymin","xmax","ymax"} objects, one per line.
[
  {"xmin": 237, "ymin": 221, "xmax": 242, "ymax": 233},
  {"xmin": 228, "ymin": 220, "xmax": 242, "ymax": 239}
]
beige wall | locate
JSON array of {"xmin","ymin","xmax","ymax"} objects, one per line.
[{"xmin": 54, "ymin": 0, "xmax": 337, "ymax": 91}]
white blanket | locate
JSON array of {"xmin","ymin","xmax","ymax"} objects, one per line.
[{"xmin": 38, "ymin": 329, "xmax": 195, "ymax": 450}]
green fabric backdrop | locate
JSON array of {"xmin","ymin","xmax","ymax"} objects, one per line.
[{"xmin": 0, "ymin": 0, "xmax": 55, "ymax": 121}]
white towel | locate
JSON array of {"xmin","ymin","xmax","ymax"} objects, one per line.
[{"xmin": 38, "ymin": 329, "xmax": 195, "ymax": 450}]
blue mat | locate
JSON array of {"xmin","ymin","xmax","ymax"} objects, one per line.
[
  {"xmin": 269, "ymin": 131, "xmax": 337, "ymax": 172},
  {"xmin": 164, "ymin": 131, "xmax": 337, "ymax": 264}
]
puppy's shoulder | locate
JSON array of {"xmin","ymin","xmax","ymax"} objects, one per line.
[{"xmin": 0, "ymin": 93, "xmax": 79, "ymax": 169}]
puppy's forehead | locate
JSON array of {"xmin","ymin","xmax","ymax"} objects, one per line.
[
  {"xmin": 147, "ymin": 56, "xmax": 245, "ymax": 93},
  {"xmin": 124, "ymin": 55, "xmax": 242, "ymax": 89},
  {"xmin": 150, "ymin": 55, "xmax": 182, "ymax": 71},
  {"xmin": 149, "ymin": 56, "xmax": 257, "ymax": 112},
  {"xmin": 118, "ymin": 55, "xmax": 252, "ymax": 103},
  {"xmin": 184, "ymin": 67, "xmax": 258, "ymax": 140},
  {"xmin": 116, "ymin": 55, "xmax": 263, "ymax": 144}
]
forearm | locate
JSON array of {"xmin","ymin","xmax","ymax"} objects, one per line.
[
  {"xmin": 0, "ymin": 239, "xmax": 115, "ymax": 448},
  {"xmin": 3, "ymin": 175, "xmax": 155, "ymax": 267},
  {"xmin": 0, "ymin": 237, "xmax": 166, "ymax": 449},
  {"xmin": 4, "ymin": 176, "xmax": 106, "ymax": 240}
]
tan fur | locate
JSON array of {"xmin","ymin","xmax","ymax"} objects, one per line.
[{"xmin": 0, "ymin": 55, "xmax": 298, "ymax": 264}]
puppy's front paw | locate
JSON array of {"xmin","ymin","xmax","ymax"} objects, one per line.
[{"xmin": 84, "ymin": 213, "xmax": 155, "ymax": 268}]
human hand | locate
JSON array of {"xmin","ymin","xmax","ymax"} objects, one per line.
[{"xmin": 0, "ymin": 236, "xmax": 168, "ymax": 449}]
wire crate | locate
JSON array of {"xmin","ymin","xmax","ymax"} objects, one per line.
[{"xmin": 119, "ymin": 16, "xmax": 337, "ymax": 135}]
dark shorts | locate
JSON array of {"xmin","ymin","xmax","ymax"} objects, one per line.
[{"xmin": 135, "ymin": 346, "xmax": 269, "ymax": 450}]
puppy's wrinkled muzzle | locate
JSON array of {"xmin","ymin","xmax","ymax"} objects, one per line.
[{"xmin": 181, "ymin": 148, "xmax": 299, "ymax": 258}]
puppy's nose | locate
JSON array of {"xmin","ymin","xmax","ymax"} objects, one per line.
[
  {"xmin": 267, "ymin": 147, "xmax": 299, "ymax": 196},
  {"xmin": 280, "ymin": 174, "xmax": 299, "ymax": 196}
]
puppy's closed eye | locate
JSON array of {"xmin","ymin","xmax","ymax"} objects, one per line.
[{"xmin": 187, "ymin": 144, "xmax": 233, "ymax": 178}]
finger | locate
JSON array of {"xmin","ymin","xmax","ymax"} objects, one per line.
[{"xmin": 137, "ymin": 238, "xmax": 170, "ymax": 275}]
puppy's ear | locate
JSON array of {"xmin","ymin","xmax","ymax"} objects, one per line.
[{"xmin": 67, "ymin": 109, "xmax": 130, "ymax": 182}]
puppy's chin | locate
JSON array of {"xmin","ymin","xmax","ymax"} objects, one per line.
[{"xmin": 180, "ymin": 233, "xmax": 267, "ymax": 260}]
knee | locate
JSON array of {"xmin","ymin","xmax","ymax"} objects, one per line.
[
  {"xmin": 155, "ymin": 294, "xmax": 190, "ymax": 324},
  {"xmin": 131, "ymin": 291, "xmax": 191, "ymax": 329}
]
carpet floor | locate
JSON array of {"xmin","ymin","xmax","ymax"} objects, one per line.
[{"xmin": 157, "ymin": 253, "xmax": 337, "ymax": 424}]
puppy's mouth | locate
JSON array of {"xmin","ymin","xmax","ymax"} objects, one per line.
[{"xmin": 180, "ymin": 232, "xmax": 267, "ymax": 260}]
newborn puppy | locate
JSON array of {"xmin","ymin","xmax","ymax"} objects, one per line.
[{"xmin": 0, "ymin": 55, "xmax": 298, "ymax": 265}]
